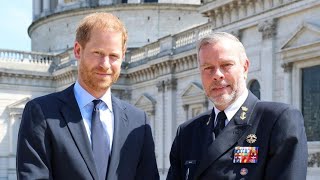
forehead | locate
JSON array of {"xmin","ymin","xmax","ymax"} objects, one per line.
[{"xmin": 199, "ymin": 42, "xmax": 239, "ymax": 63}]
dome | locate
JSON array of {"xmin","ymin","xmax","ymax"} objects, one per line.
[{"xmin": 29, "ymin": 0, "xmax": 206, "ymax": 53}]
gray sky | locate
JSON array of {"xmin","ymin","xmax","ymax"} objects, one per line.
[{"xmin": 0, "ymin": 1, "xmax": 32, "ymax": 51}]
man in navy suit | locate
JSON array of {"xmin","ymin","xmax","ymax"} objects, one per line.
[
  {"xmin": 167, "ymin": 32, "xmax": 308, "ymax": 180},
  {"xmin": 17, "ymin": 12, "xmax": 159, "ymax": 180}
]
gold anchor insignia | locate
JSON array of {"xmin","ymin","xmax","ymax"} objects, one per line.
[
  {"xmin": 240, "ymin": 112, "xmax": 246, "ymax": 120},
  {"xmin": 246, "ymin": 134, "xmax": 257, "ymax": 144},
  {"xmin": 241, "ymin": 106, "xmax": 248, "ymax": 112}
]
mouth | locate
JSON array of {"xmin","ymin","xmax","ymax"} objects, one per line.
[
  {"xmin": 212, "ymin": 85, "xmax": 230, "ymax": 91},
  {"xmin": 95, "ymin": 72, "xmax": 112, "ymax": 78}
]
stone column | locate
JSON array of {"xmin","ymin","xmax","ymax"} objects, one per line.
[
  {"xmin": 215, "ymin": 8, "xmax": 222, "ymax": 27},
  {"xmin": 99, "ymin": 0, "xmax": 113, "ymax": 5},
  {"xmin": 33, "ymin": 0, "xmax": 41, "ymax": 19},
  {"xmin": 42, "ymin": 0, "xmax": 50, "ymax": 15},
  {"xmin": 163, "ymin": 78, "xmax": 177, "ymax": 172},
  {"xmin": 230, "ymin": 2, "xmax": 238, "ymax": 22},
  {"xmin": 258, "ymin": 19, "xmax": 277, "ymax": 101},
  {"xmin": 155, "ymin": 80, "xmax": 165, "ymax": 173},
  {"xmin": 246, "ymin": 0, "xmax": 255, "ymax": 16},
  {"xmin": 281, "ymin": 62, "xmax": 293, "ymax": 104},
  {"xmin": 255, "ymin": 0, "xmax": 264, "ymax": 13},
  {"xmin": 222, "ymin": 5, "xmax": 230, "ymax": 25},
  {"xmin": 238, "ymin": 0, "xmax": 247, "ymax": 19},
  {"xmin": 56, "ymin": 0, "xmax": 64, "ymax": 11}
]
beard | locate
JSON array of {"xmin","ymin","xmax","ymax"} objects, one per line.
[
  {"xmin": 206, "ymin": 79, "xmax": 241, "ymax": 108},
  {"xmin": 78, "ymin": 63, "xmax": 120, "ymax": 93}
]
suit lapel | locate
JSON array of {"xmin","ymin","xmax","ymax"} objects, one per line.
[
  {"xmin": 106, "ymin": 96, "xmax": 128, "ymax": 179},
  {"xmin": 58, "ymin": 85, "xmax": 98, "ymax": 180},
  {"xmin": 194, "ymin": 92, "xmax": 258, "ymax": 179}
]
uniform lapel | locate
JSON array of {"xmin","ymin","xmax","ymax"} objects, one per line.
[
  {"xmin": 58, "ymin": 85, "xmax": 98, "ymax": 180},
  {"xmin": 194, "ymin": 92, "xmax": 258, "ymax": 179},
  {"xmin": 106, "ymin": 96, "xmax": 128, "ymax": 180}
]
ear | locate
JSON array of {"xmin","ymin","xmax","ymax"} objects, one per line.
[
  {"xmin": 122, "ymin": 48, "xmax": 127, "ymax": 61},
  {"xmin": 74, "ymin": 42, "xmax": 81, "ymax": 60},
  {"xmin": 243, "ymin": 58, "xmax": 250, "ymax": 79}
]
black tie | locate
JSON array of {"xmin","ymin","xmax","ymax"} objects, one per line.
[
  {"xmin": 213, "ymin": 111, "xmax": 226, "ymax": 138},
  {"xmin": 91, "ymin": 100, "xmax": 110, "ymax": 180}
]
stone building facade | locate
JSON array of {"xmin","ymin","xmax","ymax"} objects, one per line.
[{"xmin": 0, "ymin": 0, "xmax": 320, "ymax": 179}]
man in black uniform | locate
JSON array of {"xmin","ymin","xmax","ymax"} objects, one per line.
[{"xmin": 167, "ymin": 32, "xmax": 308, "ymax": 180}]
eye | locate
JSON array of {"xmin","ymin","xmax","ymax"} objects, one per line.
[
  {"xmin": 110, "ymin": 54, "xmax": 120, "ymax": 60},
  {"xmin": 93, "ymin": 51, "xmax": 103, "ymax": 56},
  {"xmin": 222, "ymin": 63, "xmax": 233, "ymax": 68}
]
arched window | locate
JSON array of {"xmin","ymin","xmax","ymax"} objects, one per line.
[{"xmin": 249, "ymin": 80, "xmax": 260, "ymax": 100}]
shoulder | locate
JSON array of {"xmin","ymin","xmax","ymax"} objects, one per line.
[
  {"xmin": 26, "ymin": 85, "xmax": 73, "ymax": 111},
  {"xmin": 257, "ymin": 101, "xmax": 300, "ymax": 117},
  {"xmin": 178, "ymin": 111, "xmax": 210, "ymax": 132}
]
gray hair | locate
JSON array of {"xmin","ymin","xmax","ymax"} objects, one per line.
[{"xmin": 196, "ymin": 32, "xmax": 248, "ymax": 63}]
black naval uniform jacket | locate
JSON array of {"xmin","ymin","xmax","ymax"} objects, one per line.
[{"xmin": 167, "ymin": 92, "xmax": 308, "ymax": 180}]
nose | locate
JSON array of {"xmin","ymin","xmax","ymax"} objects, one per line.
[
  {"xmin": 212, "ymin": 68, "xmax": 224, "ymax": 81},
  {"xmin": 101, "ymin": 56, "xmax": 111, "ymax": 69}
]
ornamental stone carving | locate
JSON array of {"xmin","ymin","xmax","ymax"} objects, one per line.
[{"xmin": 258, "ymin": 19, "xmax": 277, "ymax": 39}]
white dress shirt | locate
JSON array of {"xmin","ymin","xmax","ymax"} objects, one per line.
[
  {"xmin": 74, "ymin": 81, "xmax": 114, "ymax": 150},
  {"xmin": 213, "ymin": 89, "xmax": 249, "ymax": 127}
]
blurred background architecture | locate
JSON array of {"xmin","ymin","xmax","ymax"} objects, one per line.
[{"xmin": 0, "ymin": 0, "xmax": 319, "ymax": 179}]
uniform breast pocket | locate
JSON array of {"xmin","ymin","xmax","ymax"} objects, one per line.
[{"xmin": 184, "ymin": 160, "xmax": 198, "ymax": 180}]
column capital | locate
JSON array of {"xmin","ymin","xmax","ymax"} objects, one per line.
[
  {"xmin": 165, "ymin": 78, "xmax": 177, "ymax": 90},
  {"xmin": 281, "ymin": 62, "xmax": 293, "ymax": 73},
  {"xmin": 230, "ymin": 30, "xmax": 242, "ymax": 40},
  {"xmin": 156, "ymin": 81, "xmax": 165, "ymax": 92},
  {"xmin": 258, "ymin": 19, "xmax": 277, "ymax": 39}
]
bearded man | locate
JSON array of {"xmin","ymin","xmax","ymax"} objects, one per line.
[
  {"xmin": 17, "ymin": 12, "xmax": 159, "ymax": 180},
  {"xmin": 167, "ymin": 32, "xmax": 307, "ymax": 180}
]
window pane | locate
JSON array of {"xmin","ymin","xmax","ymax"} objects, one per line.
[{"xmin": 302, "ymin": 65, "xmax": 320, "ymax": 141}]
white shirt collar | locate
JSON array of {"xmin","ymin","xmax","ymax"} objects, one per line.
[
  {"xmin": 74, "ymin": 81, "xmax": 113, "ymax": 112},
  {"xmin": 213, "ymin": 89, "xmax": 249, "ymax": 122}
]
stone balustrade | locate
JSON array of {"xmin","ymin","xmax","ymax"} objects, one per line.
[
  {"xmin": 0, "ymin": 49, "xmax": 55, "ymax": 65},
  {"xmin": 130, "ymin": 42, "xmax": 161, "ymax": 63},
  {"xmin": 128, "ymin": 23, "xmax": 212, "ymax": 64}
]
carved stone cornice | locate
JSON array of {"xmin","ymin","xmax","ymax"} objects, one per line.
[{"xmin": 258, "ymin": 19, "xmax": 277, "ymax": 39}]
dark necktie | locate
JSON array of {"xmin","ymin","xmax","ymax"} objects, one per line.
[
  {"xmin": 213, "ymin": 111, "xmax": 226, "ymax": 138},
  {"xmin": 91, "ymin": 100, "xmax": 110, "ymax": 180}
]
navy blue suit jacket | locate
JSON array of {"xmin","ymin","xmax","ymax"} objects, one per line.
[
  {"xmin": 167, "ymin": 92, "xmax": 308, "ymax": 180},
  {"xmin": 17, "ymin": 84, "xmax": 159, "ymax": 180}
]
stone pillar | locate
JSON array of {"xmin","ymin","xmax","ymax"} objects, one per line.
[
  {"xmin": 222, "ymin": 5, "xmax": 230, "ymax": 25},
  {"xmin": 246, "ymin": 0, "xmax": 255, "ymax": 16},
  {"xmin": 258, "ymin": 19, "xmax": 277, "ymax": 101},
  {"xmin": 164, "ymin": 78, "xmax": 177, "ymax": 172},
  {"xmin": 281, "ymin": 62, "xmax": 293, "ymax": 104},
  {"xmin": 155, "ymin": 80, "xmax": 165, "ymax": 173},
  {"xmin": 230, "ymin": 2, "xmax": 238, "ymax": 22},
  {"xmin": 238, "ymin": 0, "xmax": 247, "ymax": 19},
  {"xmin": 56, "ymin": 0, "xmax": 64, "ymax": 11},
  {"xmin": 42, "ymin": 0, "xmax": 50, "ymax": 15},
  {"xmin": 215, "ymin": 8, "xmax": 222, "ymax": 27},
  {"xmin": 33, "ymin": 0, "xmax": 41, "ymax": 19},
  {"xmin": 99, "ymin": 0, "xmax": 113, "ymax": 5},
  {"xmin": 255, "ymin": 0, "xmax": 264, "ymax": 13}
]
